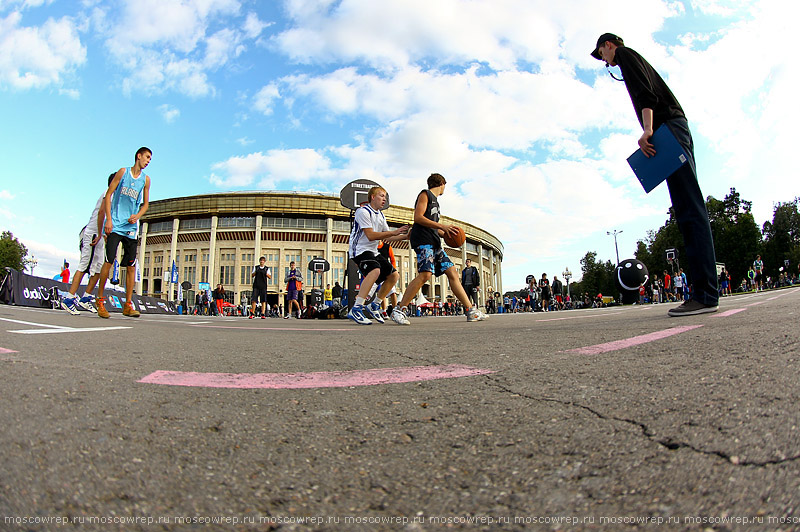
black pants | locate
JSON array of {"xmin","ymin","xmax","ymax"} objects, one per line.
[{"xmin": 665, "ymin": 118, "xmax": 719, "ymax": 306}]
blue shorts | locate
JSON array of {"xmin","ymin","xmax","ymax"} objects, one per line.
[
  {"xmin": 414, "ymin": 245, "xmax": 454, "ymax": 277},
  {"xmin": 287, "ymin": 289, "xmax": 299, "ymax": 301}
]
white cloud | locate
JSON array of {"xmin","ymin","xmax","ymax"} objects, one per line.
[
  {"xmin": 209, "ymin": 149, "xmax": 333, "ymax": 188},
  {"xmin": 158, "ymin": 103, "xmax": 180, "ymax": 123},
  {"xmin": 0, "ymin": 11, "xmax": 86, "ymax": 90},
  {"xmin": 0, "ymin": 190, "xmax": 15, "ymax": 200},
  {"xmin": 98, "ymin": 0, "xmax": 269, "ymax": 98}
]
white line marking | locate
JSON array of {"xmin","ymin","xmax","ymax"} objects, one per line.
[
  {"xmin": 0, "ymin": 317, "xmax": 70, "ymax": 329},
  {"xmin": 10, "ymin": 326, "xmax": 132, "ymax": 335}
]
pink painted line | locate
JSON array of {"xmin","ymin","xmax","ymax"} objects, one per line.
[
  {"xmin": 566, "ymin": 325, "xmax": 704, "ymax": 356},
  {"xmin": 713, "ymin": 308, "xmax": 746, "ymax": 318},
  {"xmin": 190, "ymin": 324, "xmax": 356, "ymax": 332},
  {"xmin": 0, "ymin": 347, "xmax": 18, "ymax": 354},
  {"xmin": 746, "ymin": 301, "xmax": 764, "ymax": 307},
  {"xmin": 138, "ymin": 364, "xmax": 495, "ymax": 389}
]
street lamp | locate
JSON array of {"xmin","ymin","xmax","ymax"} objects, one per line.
[
  {"xmin": 562, "ymin": 267, "xmax": 572, "ymax": 300},
  {"xmin": 607, "ymin": 230, "xmax": 622, "ymax": 265},
  {"xmin": 29, "ymin": 255, "xmax": 38, "ymax": 276}
]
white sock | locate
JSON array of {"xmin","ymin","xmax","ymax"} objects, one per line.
[{"xmin": 355, "ymin": 296, "xmax": 365, "ymax": 307}]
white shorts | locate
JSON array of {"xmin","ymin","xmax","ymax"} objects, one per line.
[{"xmin": 77, "ymin": 228, "xmax": 106, "ymax": 276}]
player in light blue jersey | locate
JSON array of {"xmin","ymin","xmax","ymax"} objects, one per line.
[{"xmin": 95, "ymin": 147, "xmax": 152, "ymax": 319}]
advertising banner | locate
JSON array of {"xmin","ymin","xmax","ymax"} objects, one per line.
[{"xmin": 0, "ymin": 268, "xmax": 177, "ymax": 314}]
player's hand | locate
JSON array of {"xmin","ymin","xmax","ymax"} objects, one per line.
[
  {"xmin": 91, "ymin": 235, "xmax": 103, "ymax": 246},
  {"xmin": 396, "ymin": 224, "xmax": 410, "ymax": 235},
  {"xmin": 128, "ymin": 214, "xmax": 139, "ymax": 224},
  {"xmin": 638, "ymin": 130, "xmax": 656, "ymax": 158},
  {"xmin": 104, "ymin": 220, "xmax": 113, "ymax": 235}
]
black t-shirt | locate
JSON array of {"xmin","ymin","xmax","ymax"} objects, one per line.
[
  {"xmin": 410, "ymin": 190, "xmax": 441, "ymax": 249},
  {"xmin": 252, "ymin": 265, "xmax": 270, "ymax": 289},
  {"xmin": 615, "ymin": 46, "xmax": 685, "ymax": 130}
]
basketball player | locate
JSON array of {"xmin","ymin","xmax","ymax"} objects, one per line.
[
  {"xmin": 347, "ymin": 186, "xmax": 409, "ymax": 325},
  {"xmin": 250, "ymin": 256, "xmax": 272, "ymax": 319},
  {"xmin": 96, "ymin": 147, "xmax": 152, "ymax": 318},
  {"xmin": 60, "ymin": 173, "xmax": 116, "ymax": 315},
  {"xmin": 390, "ymin": 173, "xmax": 487, "ymax": 325}
]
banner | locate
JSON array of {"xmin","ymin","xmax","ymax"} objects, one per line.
[
  {"xmin": 0, "ymin": 268, "xmax": 177, "ymax": 314},
  {"xmin": 171, "ymin": 260, "xmax": 178, "ymax": 284}
]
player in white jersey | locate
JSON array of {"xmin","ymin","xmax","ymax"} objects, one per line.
[
  {"xmin": 346, "ymin": 186, "xmax": 409, "ymax": 324},
  {"xmin": 96, "ymin": 147, "xmax": 152, "ymax": 319},
  {"xmin": 60, "ymin": 173, "xmax": 116, "ymax": 314}
]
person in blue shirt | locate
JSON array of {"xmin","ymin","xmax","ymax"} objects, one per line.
[{"xmin": 96, "ymin": 147, "xmax": 152, "ymax": 319}]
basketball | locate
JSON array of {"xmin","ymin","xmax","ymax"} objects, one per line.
[{"xmin": 444, "ymin": 227, "xmax": 466, "ymax": 248}]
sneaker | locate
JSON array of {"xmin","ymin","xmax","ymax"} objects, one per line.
[
  {"xmin": 261, "ymin": 315, "xmax": 266, "ymax": 319},
  {"xmin": 667, "ymin": 299, "xmax": 718, "ymax": 317},
  {"xmin": 364, "ymin": 302, "xmax": 385, "ymax": 324},
  {"xmin": 284, "ymin": 314, "xmax": 290, "ymax": 319},
  {"xmin": 96, "ymin": 298, "xmax": 110, "ymax": 319},
  {"xmin": 466, "ymin": 306, "xmax": 488, "ymax": 322},
  {"xmin": 347, "ymin": 305, "xmax": 372, "ymax": 325},
  {"xmin": 249, "ymin": 315, "xmax": 254, "ymax": 319},
  {"xmin": 123, "ymin": 302, "xmax": 141, "ymax": 318},
  {"xmin": 77, "ymin": 295, "xmax": 97, "ymax": 313},
  {"xmin": 60, "ymin": 296, "xmax": 80, "ymax": 315},
  {"xmin": 391, "ymin": 307, "xmax": 411, "ymax": 325}
]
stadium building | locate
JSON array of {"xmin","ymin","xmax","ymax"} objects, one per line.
[{"xmin": 136, "ymin": 191, "xmax": 504, "ymax": 309}]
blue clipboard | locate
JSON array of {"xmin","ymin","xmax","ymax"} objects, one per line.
[{"xmin": 627, "ymin": 124, "xmax": 689, "ymax": 193}]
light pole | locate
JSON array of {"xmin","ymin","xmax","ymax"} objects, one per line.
[
  {"xmin": 29, "ymin": 255, "xmax": 38, "ymax": 276},
  {"xmin": 607, "ymin": 230, "xmax": 622, "ymax": 265},
  {"xmin": 562, "ymin": 267, "xmax": 572, "ymax": 301}
]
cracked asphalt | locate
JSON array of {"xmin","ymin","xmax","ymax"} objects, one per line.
[{"xmin": 1, "ymin": 287, "xmax": 798, "ymax": 531}]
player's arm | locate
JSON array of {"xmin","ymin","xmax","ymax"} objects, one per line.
[
  {"xmin": 103, "ymin": 169, "xmax": 125, "ymax": 235},
  {"xmin": 128, "ymin": 175, "xmax": 150, "ymax": 224},
  {"xmin": 92, "ymin": 199, "xmax": 106, "ymax": 246},
  {"xmin": 363, "ymin": 224, "xmax": 409, "ymax": 242}
]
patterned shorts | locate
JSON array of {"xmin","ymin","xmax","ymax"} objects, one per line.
[{"xmin": 414, "ymin": 245, "xmax": 454, "ymax": 277}]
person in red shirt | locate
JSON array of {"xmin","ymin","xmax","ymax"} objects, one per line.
[
  {"xmin": 662, "ymin": 270, "xmax": 671, "ymax": 302},
  {"xmin": 60, "ymin": 261, "xmax": 70, "ymax": 284}
]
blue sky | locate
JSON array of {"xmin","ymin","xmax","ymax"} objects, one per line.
[{"xmin": 1, "ymin": 0, "xmax": 795, "ymax": 289}]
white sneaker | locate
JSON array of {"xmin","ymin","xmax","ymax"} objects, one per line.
[
  {"xmin": 60, "ymin": 296, "xmax": 80, "ymax": 315},
  {"xmin": 466, "ymin": 307, "xmax": 487, "ymax": 322},
  {"xmin": 348, "ymin": 305, "xmax": 372, "ymax": 325},
  {"xmin": 391, "ymin": 307, "xmax": 410, "ymax": 325},
  {"xmin": 364, "ymin": 302, "xmax": 385, "ymax": 324},
  {"xmin": 77, "ymin": 295, "xmax": 96, "ymax": 313}
]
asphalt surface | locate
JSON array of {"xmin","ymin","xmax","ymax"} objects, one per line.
[{"xmin": 1, "ymin": 288, "xmax": 799, "ymax": 531}]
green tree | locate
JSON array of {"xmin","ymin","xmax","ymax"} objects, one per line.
[
  {"xmin": 706, "ymin": 188, "xmax": 761, "ymax": 288},
  {"xmin": 0, "ymin": 231, "xmax": 29, "ymax": 277},
  {"xmin": 761, "ymin": 198, "xmax": 800, "ymax": 280}
]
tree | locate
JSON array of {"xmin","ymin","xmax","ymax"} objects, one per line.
[
  {"xmin": 706, "ymin": 188, "xmax": 761, "ymax": 288},
  {"xmin": 575, "ymin": 251, "xmax": 616, "ymax": 300},
  {"xmin": 0, "ymin": 231, "xmax": 29, "ymax": 276},
  {"xmin": 762, "ymin": 198, "xmax": 800, "ymax": 279}
]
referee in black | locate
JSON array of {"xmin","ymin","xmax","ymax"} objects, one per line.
[{"xmin": 592, "ymin": 33, "xmax": 718, "ymax": 316}]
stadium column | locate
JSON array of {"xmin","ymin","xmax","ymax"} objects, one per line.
[
  {"xmin": 209, "ymin": 216, "xmax": 218, "ymax": 286},
  {"xmin": 489, "ymin": 249, "xmax": 496, "ymax": 301},
  {"xmin": 169, "ymin": 218, "xmax": 179, "ymax": 301},
  {"xmin": 137, "ymin": 222, "xmax": 148, "ymax": 296},
  {"xmin": 496, "ymin": 251, "xmax": 502, "ymax": 297},
  {"xmin": 477, "ymin": 243, "xmax": 485, "ymax": 306},
  {"xmin": 254, "ymin": 215, "xmax": 262, "ymax": 264},
  {"xmin": 325, "ymin": 217, "xmax": 333, "ymax": 287}
]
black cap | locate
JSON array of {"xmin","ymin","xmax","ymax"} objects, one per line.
[{"xmin": 591, "ymin": 33, "xmax": 623, "ymax": 60}]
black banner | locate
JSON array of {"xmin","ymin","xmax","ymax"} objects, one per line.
[{"xmin": 0, "ymin": 268, "xmax": 177, "ymax": 314}]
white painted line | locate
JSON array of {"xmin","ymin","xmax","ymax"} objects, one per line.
[
  {"xmin": 10, "ymin": 326, "xmax": 132, "ymax": 335},
  {"xmin": 0, "ymin": 317, "xmax": 70, "ymax": 329}
]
